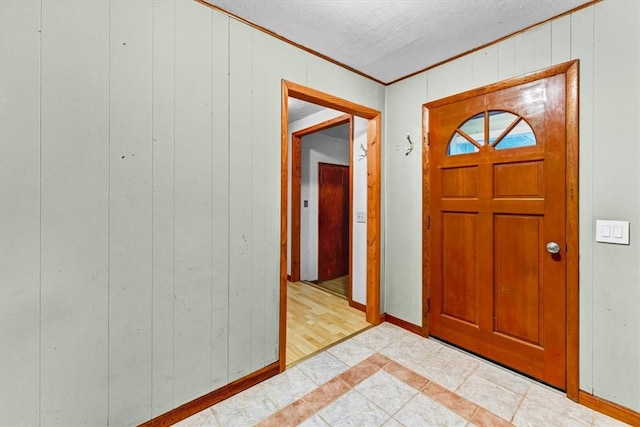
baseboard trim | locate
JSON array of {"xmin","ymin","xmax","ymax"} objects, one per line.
[
  {"xmin": 578, "ymin": 390, "xmax": 640, "ymax": 426},
  {"xmin": 383, "ymin": 313, "xmax": 422, "ymax": 335},
  {"xmin": 139, "ymin": 361, "xmax": 280, "ymax": 427},
  {"xmin": 349, "ymin": 299, "xmax": 366, "ymax": 313}
]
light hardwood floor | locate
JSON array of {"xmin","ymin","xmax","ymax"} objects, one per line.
[{"xmin": 286, "ymin": 280, "xmax": 370, "ymax": 366}]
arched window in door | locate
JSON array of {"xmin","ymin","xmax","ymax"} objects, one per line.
[{"xmin": 447, "ymin": 110, "xmax": 536, "ymax": 156}]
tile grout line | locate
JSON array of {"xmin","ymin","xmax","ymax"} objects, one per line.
[
  {"xmin": 509, "ymin": 384, "xmax": 531, "ymax": 423},
  {"xmin": 257, "ymin": 357, "xmax": 384, "ymax": 426},
  {"xmin": 257, "ymin": 352, "xmax": 515, "ymax": 426}
]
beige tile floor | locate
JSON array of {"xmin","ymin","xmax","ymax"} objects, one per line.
[{"xmin": 174, "ymin": 323, "xmax": 629, "ymax": 427}]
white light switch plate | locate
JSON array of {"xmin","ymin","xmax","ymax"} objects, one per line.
[{"xmin": 596, "ymin": 220, "xmax": 629, "ymax": 245}]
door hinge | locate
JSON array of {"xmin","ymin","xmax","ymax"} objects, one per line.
[
  {"xmin": 425, "ymin": 298, "xmax": 431, "ymax": 315},
  {"xmin": 427, "ymin": 215, "xmax": 431, "ymax": 229}
]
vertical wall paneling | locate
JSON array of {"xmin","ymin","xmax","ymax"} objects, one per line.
[
  {"xmin": 571, "ymin": 5, "xmax": 595, "ymax": 394},
  {"xmin": 228, "ymin": 19, "xmax": 254, "ymax": 380},
  {"xmin": 383, "ymin": 74, "xmax": 427, "ymax": 324},
  {"xmin": 0, "ymin": 1, "xmax": 389, "ymax": 424},
  {"xmin": 211, "ymin": 9, "xmax": 231, "ymax": 390},
  {"xmin": 364, "ymin": 78, "xmax": 386, "ymax": 114},
  {"xmin": 496, "ymin": 36, "xmax": 516, "ymax": 80},
  {"xmin": 263, "ymin": 34, "xmax": 284, "ymax": 363},
  {"xmin": 426, "ymin": 56, "xmax": 473, "ymax": 102},
  {"xmin": 277, "ymin": 40, "xmax": 307, "ymax": 86},
  {"xmin": 250, "ymin": 28, "xmax": 268, "ymax": 370},
  {"xmin": 151, "ymin": 0, "xmax": 177, "ymax": 416},
  {"xmin": 591, "ymin": 1, "xmax": 640, "ymax": 411},
  {"xmin": 338, "ymin": 67, "xmax": 375, "ymax": 109},
  {"xmin": 306, "ymin": 54, "xmax": 343, "ymax": 98},
  {"xmin": 351, "ymin": 117, "xmax": 368, "ymax": 305},
  {"xmin": 40, "ymin": 1, "xmax": 110, "ymax": 425},
  {"xmin": 173, "ymin": 0, "xmax": 214, "ymax": 404},
  {"xmin": 108, "ymin": 1, "xmax": 154, "ymax": 423},
  {"xmin": 0, "ymin": 1, "xmax": 41, "ymax": 425},
  {"xmin": 471, "ymin": 46, "xmax": 499, "ymax": 88},
  {"xmin": 513, "ymin": 23, "xmax": 552, "ymax": 75},
  {"xmin": 551, "ymin": 15, "xmax": 571, "ymax": 64}
]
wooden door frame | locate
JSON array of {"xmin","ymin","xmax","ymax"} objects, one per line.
[
  {"xmin": 280, "ymin": 80, "xmax": 382, "ymax": 372},
  {"xmin": 290, "ymin": 114, "xmax": 352, "ymax": 284},
  {"xmin": 421, "ymin": 60, "xmax": 579, "ymax": 400}
]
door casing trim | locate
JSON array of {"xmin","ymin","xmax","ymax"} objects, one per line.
[
  {"xmin": 280, "ymin": 80, "xmax": 382, "ymax": 372},
  {"xmin": 421, "ymin": 60, "xmax": 579, "ymax": 400}
]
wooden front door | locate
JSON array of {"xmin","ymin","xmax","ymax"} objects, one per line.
[
  {"xmin": 426, "ymin": 71, "xmax": 568, "ymax": 389},
  {"xmin": 318, "ymin": 163, "xmax": 349, "ymax": 281}
]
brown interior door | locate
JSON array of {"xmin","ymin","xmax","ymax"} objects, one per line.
[
  {"xmin": 427, "ymin": 73, "xmax": 567, "ymax": 390},
  {"xmin": 318, "ymin": 163, "xmax": 349, "ymax": 281}
]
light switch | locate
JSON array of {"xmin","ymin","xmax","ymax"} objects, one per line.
[
  {"xmin": 596, "ymin": 220, "xmax": 630, "ymax": 245},
  {"xmin": 613, "ymin": 226, "xmax": 623, "ymax": 238},
  {"xmin": 356, "ymin": 211, "xmax": 366, "ymax": 223}
]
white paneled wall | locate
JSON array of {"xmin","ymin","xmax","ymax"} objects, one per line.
[
  {"xmin": 572, "ymin": 4, "xmax": 597, "ymax": 398},
  {"xmin": 352, "ymin": 117, "xmax": 369, "ymax": 305},
  {"xmin": 383, "ymin": 74, "xmax": 426, "ymax": 325},
  {"xmin": 109, "ymin": 1, "xmax": 154, "ymax": 422},
  {"xmin": 151, "ymin": 0, "xmax": 178, "ymax": 416},
  {"xmin": 40, "ymin": 2, "xmax": 111, "ymax": 425},
  {"xmin": 0, "ymin": 1, "xmax": 384, "ymax": 425},
  {"xmin": 590, "ymin": 2, "xmax": 640, "ymax": 407},
  {"xmin": 174, "ymin": 0, "xmax": 215, "ymax": 405},
  {"xmin": 384, "ymin": 0, "xmax": 640, "ymax": 413},
  {"xmin": 0, "ymin": 1, "xmax": 41, "ymax": 426}
]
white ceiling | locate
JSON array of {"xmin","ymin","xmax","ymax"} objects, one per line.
[
  {"xmin": 288, "ymin": 97, "xmax": 327, "ymax": 122},
  {"xmin": 317, "ymin": 122, "xmax": 350, "ymax": 140},
  {"xmin": 205, "ymin": 0, "xmax": 593, "ymax": 84}
]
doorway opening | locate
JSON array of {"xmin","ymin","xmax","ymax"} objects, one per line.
[
  {"xmin": 422, "ymin": 60, "xmax": 579, "ymax": 399},
  {"xmin": 280, "ymin": 81, "xmax": 382, "ymax": 371},
  {"xmin": 291, "ymin": 114, "xmax": 353, "ymax": 303}
]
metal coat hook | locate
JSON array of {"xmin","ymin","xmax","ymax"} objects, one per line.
[
  {"xmin": 359, "ymin": 143, "xmax": 368, "ymax": 161},
  {"xmin": 405, "ymin": 134, "xmax": 414, "ymax": 156}
]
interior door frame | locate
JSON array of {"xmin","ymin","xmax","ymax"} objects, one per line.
[
  {"xmin": 421, "ymin": 60, "xmax": 579, "ymax": 399},
  {"xmin": 290, "ymin": 114, "xmax": 352, "ymax": 285},
  {"xmin": 280, "ymin": 80, "xmax": 382, "ymax": 372}
]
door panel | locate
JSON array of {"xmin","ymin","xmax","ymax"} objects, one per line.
[
  {"xmin": 494, "ymin": 215, "xmax": 542, "ymax": 345},
  {"xmin": 442, "ymin": 167, "xmax": 478, "ymax": 198},
  {"xmin": 318, "ymin": 163, "xmax": 349, "ymax": 281},
  {"xmin": 442, "ymin": 212, "xmax": 478, "ymax": 325},
  {"xmin": 427, "ymin": 73, "xmax": 567, "ymax": 389},
  {"xmin": 494, "ymin": 161, "xmax": 543, "ymax": 198}
]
